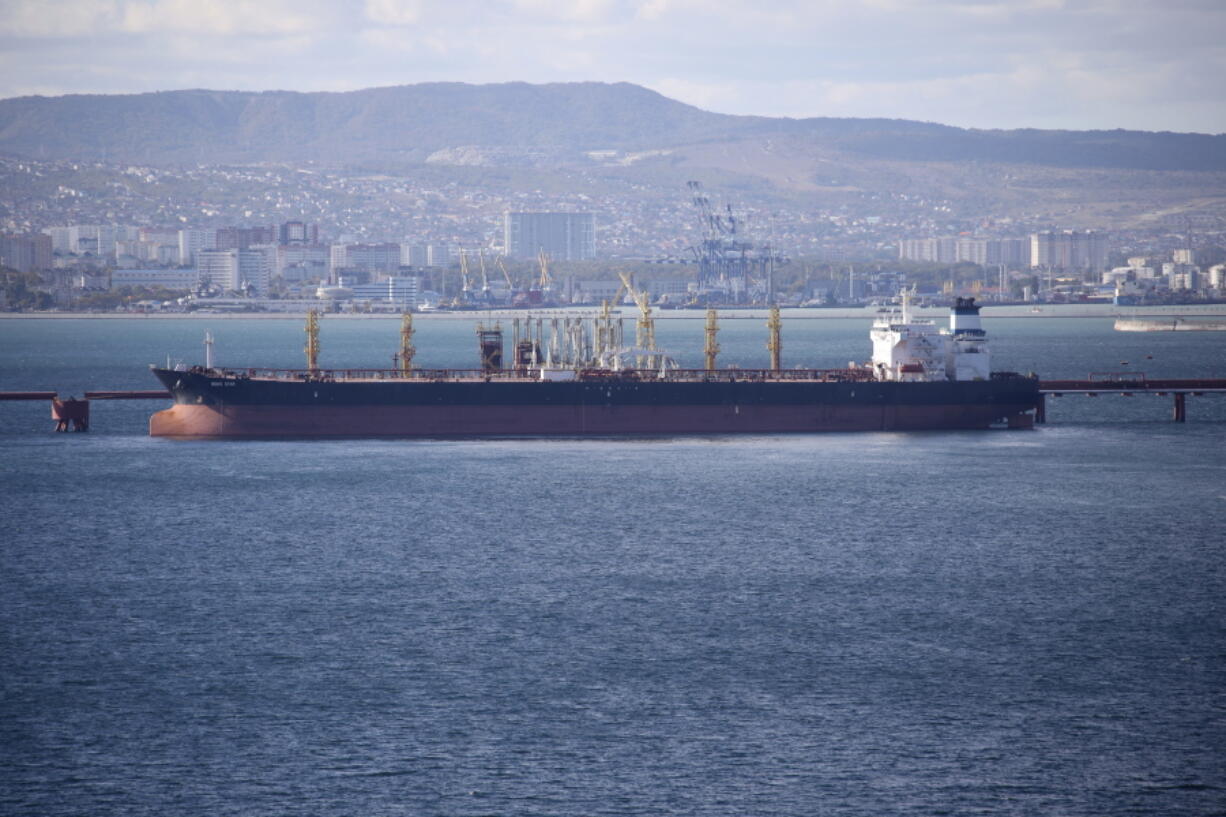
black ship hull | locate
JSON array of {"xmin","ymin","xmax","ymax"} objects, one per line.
[{"xmin": 149, "ymin": 369, "xmax": 1040, "ymax": 439}]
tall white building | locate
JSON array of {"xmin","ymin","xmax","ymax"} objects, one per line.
[
  {"xmin": 898, "ymin": 237, "xmax": 1031, "ymax": 267},
  {"xmin": 504, "ymin": 212, "xmax": 595, "ymax": 261},
  {"xmin": 178, "ymin": 229, "xmax": 217, "ymax": 267},
  {"xmin": 197, "ymin": 248, "xmax": 271, "ymax": 294},
  {"xmin": 427, "ymin": 244, "xmax": 451, "ymax": 268},
  {"xmin": 44, "ymin": 227, "xmax": 74, "ymax": 254},
  {"xmin": 1207, "ymin": 264, "xmax": 1226, "ymax": 290},
  {"xmin": 329, "ymin": 243, "xmax": 402, "ymax": 281},
  {"xmin": 43, "ymin": 225, "xmax": 136, "ymax": 258},
  {"xmin": 402, "ymin": 244, "xmax": 426, "ymax": 268},
  {"xmin": 1030, "ymin": 230, "xmax": 1108, "ymax": 273},
  {"xmin": 401, "ymin": 243, "xmax": 452, "ymax": 268},
  {"xmin": 277, "ymin": 244, "xmax": 329, "ymax": 281},
  {"xmin": 1, "ymin": 233, "xmax": 52, "ymax": 272},
  {"xmin": 110, "ymin": 269, "xmax": 201, "ymax": 290},
  {"xmin": 349, "ymin": 276, "xmax": 421, "ymax": 308}
]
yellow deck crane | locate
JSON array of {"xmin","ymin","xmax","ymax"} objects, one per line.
[
  {"xmin": 767, "ymin": 304, "xmax": 782, "ymax": 371},
  {"xmin": 705, "ymin": 308, "xmax": 720, "ymax": 371},
  {"xmin": 305, "ymin": 308, "xmax": 320, "ymax": 373},
  {"xmin": 618, "ymin": 271, "xmax": 656, "ymax": 371},
  {"xmin": 396, "ymin": 312, "xmax": 415, "ymax": 375},
  {"xmin": 595, "ymin": 276, "xmax": 629, "ymax": 363}
]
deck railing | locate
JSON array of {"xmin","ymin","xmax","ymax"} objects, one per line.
[{"xmin": 191, "ymin": 366, "xmax": 880, "ymax": 384}]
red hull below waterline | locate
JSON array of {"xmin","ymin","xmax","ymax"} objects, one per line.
[{"xmin": 149, "ymin": 401, "xmax": 1036, "ymax": 439}]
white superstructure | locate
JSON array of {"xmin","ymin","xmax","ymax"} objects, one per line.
[{"xmin": 871, "ymin": 296, "xmax": 992, "ymax": 382}]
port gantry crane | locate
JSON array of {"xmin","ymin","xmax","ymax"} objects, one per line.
[{"xmin": 684, "ymin": 180, "xmax": 783, "ymax": 304}]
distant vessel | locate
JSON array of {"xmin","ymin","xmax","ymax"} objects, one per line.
[
  {"xmin": 1115, "ymin": 318, "xmax": 1226, "ymax": 332},
  {"xmin": 149, "ymin": 298, "xmax": 1040, "ymax": 438}
]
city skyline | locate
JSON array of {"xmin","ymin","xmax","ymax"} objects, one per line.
[{"xmin": 1, "ymin": 1, "xmax": 1224, "ymax": 134}]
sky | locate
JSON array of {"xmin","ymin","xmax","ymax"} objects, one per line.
[{"xmin": 1, "ymin": 0, "xmax": 1224, "ymax": 133}]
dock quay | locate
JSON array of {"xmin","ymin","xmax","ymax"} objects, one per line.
[
  {"xmin": 1037, "ymin": 375, "xmax": 1226, "ymax": 423},
  {"xmin": 0, "ymin": 390, "xmax": 171, "ymax": 432},
  {"xmin": 3, "ymin": 377, "xmax": 1224, "ymax": 430}
]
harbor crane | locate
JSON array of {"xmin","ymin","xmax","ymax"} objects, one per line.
[
  {"xmin": 458, "ymin": 250, "xmax": 473, "ymax": 301},
  {"xmin": 496, "ymin": 256, "xmax": 515, "ymax": 291},
  {"xmin": 477, "ymin": 249, "xmax": 491, "ymax": 300},
  {"xmin": 537, "ymin": 249, "xmax": 552, "ymax": 291}
]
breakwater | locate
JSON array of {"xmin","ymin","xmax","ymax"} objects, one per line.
[{"xmin": 1115, "ymin": 318, "xmax": 1226, "ymax": 331}]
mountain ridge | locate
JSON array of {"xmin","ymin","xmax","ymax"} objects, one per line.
[{"xmin": 1, "ymin": 82, "xmax": 1223, "ymax": 173}]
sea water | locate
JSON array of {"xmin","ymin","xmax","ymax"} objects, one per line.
[{"xmin": 1, "ymin": 315, "xmax": 1224, "ymax": 816}]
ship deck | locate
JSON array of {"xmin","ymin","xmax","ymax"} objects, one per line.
[{"xmin": 183, "ymin": 366, "xmax": 881, "ymax": 385}]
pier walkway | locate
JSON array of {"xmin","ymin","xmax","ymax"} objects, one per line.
[
  {"xmin": 0, "ymin": 390, "xmax": 170, "ymax": 432},
  {"xmin": 4, "ymin": 377, "xmax": 1225, "ymax": 429},
  {"xmin": 1037, "ymin": 375, "xmax": 1226, "ymax": 423}
]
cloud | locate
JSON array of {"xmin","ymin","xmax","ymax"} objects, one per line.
[
  {"xmin": 511, "ymin": 0, "xmax": 619, "ymax": 22},
  {"xmin": 0, "ymin": 0, "xmax": 122, "ymax": 37},
  {"xmin": 359, "ymin": 27, "xmax": 420, "ymax": 52},
  {"xmin": 120, "ymin": 0, "xmax": 321, "ymax": 34},
  {"xmin": 649, "ymin": 78, "xmax": 745, "ymax": 113},
  {"xmin": 1, "ymin": 0, "xmax": 1224, "ymax": 131},
  {"xmin": 364, "ymin": 0, "xmax": 422, "ymax": 26},
  {"xmin": 0, "ymin": 0, "xmax": 331, "ymax": 37},
  {"xmin": 633, "ymin": 0, "xmax": 670, "ymax": 21},
  {"xmin": 649, "ymin": 46, "xmax": 1226, "ymax": 133}
]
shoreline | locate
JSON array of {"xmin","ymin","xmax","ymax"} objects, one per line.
[{"xmin": 5, "ymin": 304, "xmax": 1226, "ymax": 320}]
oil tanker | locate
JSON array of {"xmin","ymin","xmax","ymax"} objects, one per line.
[{"xmin": 149, "ymin": 298, "xmax": 1040, "ymax": 439}]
